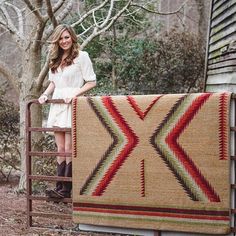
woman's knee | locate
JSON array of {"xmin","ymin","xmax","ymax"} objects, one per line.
[
  {"xmin": 65, "ymin": 144, "xmax": 71, "ymax": 153},
  {"xmin": 57, "ymin": 145, "xmax": 65, "ymax": 153},
  {"xmin": 57, "ymin": 156, "xmax": 66, "ymax": 163},
  {"xmin": 66, "ymin": 157, "xmax": 72, "ymax": 163},
  {"xmin": 65, "ymin": 133, "xmax": 72, "ymax": 153},
  {"xmin": 54, "ymin": 131, "xmax": 65, "ymax": 151}
]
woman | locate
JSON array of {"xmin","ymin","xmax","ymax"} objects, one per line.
[{"xmin": 38, "ymin": 24, "xmax": 96, "ymax": 198}]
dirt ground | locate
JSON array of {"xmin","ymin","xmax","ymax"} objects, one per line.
[{"xmin": 0, "ymin": 179, "xmax": 116, "ymax": 236}]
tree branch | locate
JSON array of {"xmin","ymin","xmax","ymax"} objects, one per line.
[
  {"xmin": 71, "ymin": 0, "xmax": 110, "ymax": 28},
  {"xmin": 36, "ymin": 54, "xmax": 49, "ymax": 91},
  {"xmin": 23, "ymin": 0, "xmax": 44, "ymax": 23},
  {"xmin": 4, "ymin": 2, "xmax": 24, "ymax": 37},
  {"xmin": 81, "ymin": 0, "xmax": 133, "ymax": 49},
  {"xmin": 52, "ymin": 0, "xmax": 66, "ymax": 13},
  {"xmin": 131, "ymin": 0, "xmax": 189, "ymax": 15},
  {"xmin": 0, "ymin": 5, "xmax": 18, "ymax": 33},
  {"xmin": 56, "ymin": 0, "xmax": 73, "ymax": 23},
  {"xmin": 33, "ymin": 21, "xmax": 47, "ymax": 51},
  {"xmin": 0, "ymin": 14, "xmax": 7, "ymax": 29},
  {"xmin": 96, "ymin": 0, "xmax": 114, "ymax": 29},
  {"xmin": 78, "ymin": 24, "xmax": 94, "ymax": 41},
  {"xmin": 124, "ymin": 8, "xmax": 145, "ymax": 25},
  {"xmin": 42, "ymin": 0, "xmax": 73, "ymax": 41},
  {"xmin": 45, "ymin": 0, "xmax": 58, "ymax": 28},
  {"xmin": 0, "ymin": 3, "xmax": 24, "ymax": 43}
]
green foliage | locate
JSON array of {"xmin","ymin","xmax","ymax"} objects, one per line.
[
  {"xmin": 112, "ymin": 38, "xmax": 156, "ymax": 93},
  {"xmin": 0, "ymin": 90, "xmax": 20, "ymax": 181},
  {"xmin": 85, "ymin": 30, "xmax": 205, "ymax": 95},
  {"xmin": 112, "ymin": 30, "xmax": 204, "ymax": 94},
  {"xmin": 72, "ymin": 0, "xmax": 205, "ymax": 96},
  {"xmin": 72, "ymin": 2, "xmax": 205, "ymax": 95}
]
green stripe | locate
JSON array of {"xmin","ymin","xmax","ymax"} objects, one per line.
[
  {"xmin": 83, "ymin": 97, "xmax": 126, "ymax": 195},
  {"xmin": 155, "ymin": 94, "xmax": 207, "ymax": 201},
  {"xmin": 73, "ymin": 212, "xmax": 229, "ymax": 227}
]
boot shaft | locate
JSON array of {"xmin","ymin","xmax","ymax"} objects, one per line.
[
  {"xmin": 59, "ymin": 161, "xmax": 72, "ymax": 198},
  {"xmin": 64, "ymin": 161, "xmax": 72, "ymax": 177},
  {"xmin": 57, "ymin": 161, "xmax": 66, "ymax": 176},
  {"xmin": 55, "ymin": 161, "xmax": 66, "ymax": 191}
]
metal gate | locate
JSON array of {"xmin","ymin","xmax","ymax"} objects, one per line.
[{"xmin": 26, "ymin": 99, "xmax": 72, "ymax": 228}]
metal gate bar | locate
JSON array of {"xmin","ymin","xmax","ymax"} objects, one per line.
[{"xmin": 26, "ymin": 99, "xmax": 72, "ymax": 228}]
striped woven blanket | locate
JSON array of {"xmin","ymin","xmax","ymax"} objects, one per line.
[{"xmin": 72, "ymin": 93, "xmax": 231, "ymax": 234}]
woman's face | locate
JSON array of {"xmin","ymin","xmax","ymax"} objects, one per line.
[{"xmin": 58, "ymin": 30, "xmax": 73, "ymax": 52}]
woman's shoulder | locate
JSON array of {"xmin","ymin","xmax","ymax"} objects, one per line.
[
  {"xmin": 78, "ymin": 50, "xmax": 90, "ymax": 59},
  {"xmin": 74, "ymin": 51, "xmax": 90, "ymax": 63}
]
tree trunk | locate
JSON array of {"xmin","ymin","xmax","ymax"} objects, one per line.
[
  {"xmin": 111, "ymin": 24, "xmax": 117, "ymax": 90},
  {"xmin": 17, "ymin": 0, "xmax": 45, "ymax": 190},
  {"xmin": 18, "ymin": 47, "xmax": 42, "ymax": 191},
  {"xmin": 195, "ymin": 0, "xmax": 209, "ymax": 46}
]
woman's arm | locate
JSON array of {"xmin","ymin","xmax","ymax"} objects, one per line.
[
  {"xmin": 75, "ymin": 81, "xmax": 96, "ymax": 97},
  {"xmin": 64, "ymin": 81, "xmax": 96, "ymax": 104},
  {"xmin": 38, "ymin": 81, "xmax": 55, "ymax": 104}
]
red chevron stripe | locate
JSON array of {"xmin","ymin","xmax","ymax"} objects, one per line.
[
  {"xmin": 127, "ymin": 95, "xmax": 162, "ymax": 120},
  {"xmin": 92, "ymin": 96, "xmax": 138, "ymax": 196},
  {"xmin": 74, "ymin": 207, "xmax": 229, "ymax": 221},
  {"xmin": 219, "ymin": 93, "xmax": 229, "ymax": 160},
  {"xmin": 166, "ymin": 93, "xmax": 221, "ymax": 202}
]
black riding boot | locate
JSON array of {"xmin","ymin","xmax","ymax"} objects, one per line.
[
  {"xmin": 58, "ymin": 162, "xmax": 72, "ymax": 198},
  {"xmin": 45, "ymin": 161, "xmax": 66, "ymax": 198},
  {"xmin": 48, "ymin": 162, "xmax": 72, "ymax": 199}
]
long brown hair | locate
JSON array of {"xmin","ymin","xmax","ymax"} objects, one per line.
[{"xmin": 49, "ymin": 24, "xmax": 79, "ymax": 73}]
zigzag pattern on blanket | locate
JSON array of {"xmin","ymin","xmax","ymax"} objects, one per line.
[
  {"xmin": 150, "ymin": 93, "xmax": 220, "ymax": 202},
  {"xmin": 72, "ymin": 93, "xmax": 231, "ymax": 234},
  {"xmin": 80, "ymin": 96, "xmax": 139, "ymax": 196}
]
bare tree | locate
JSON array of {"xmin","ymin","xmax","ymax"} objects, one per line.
[{"xmin": 0, "ymin": 0, "xmax": 188, "ymax": 190}]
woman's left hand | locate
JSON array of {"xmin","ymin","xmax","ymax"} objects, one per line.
[{"xmin": 64, "ymin": 97, "xmax": 73, "ymax": 104}]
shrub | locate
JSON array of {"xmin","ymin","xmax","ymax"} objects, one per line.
[
  {"xmin": 113, "ymin": 30, "xmax": 205, "ymax": 94},
  {"xmin": 31, "ymin": 133, "xmax": 57, "ymax": 194},
  {"xmin": 0, "ymin": 90, "xmax": 20, "ymax": 181},
  {"xmin": 87, "ymin": 30, "xmax": 205, "ymax": 95}
]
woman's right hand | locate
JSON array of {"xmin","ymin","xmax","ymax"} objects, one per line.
[{"xmin": 38, "ymin": 94, "xmax": 48, "ymax": 104}]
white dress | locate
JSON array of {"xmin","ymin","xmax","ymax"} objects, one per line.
[{"xmin": 47, "ymin": 51, "xmax": 96, "ymax": 128}]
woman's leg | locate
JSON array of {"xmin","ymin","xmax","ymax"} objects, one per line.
[
  {"xmin": 54, "ymin": 132, "xmax": 67, "ymax": 192},
  {"xmin": 46, "ymin": 131, "xmax": 66, "ymax": 197},
  {"xmin": 59, "ymin": 132, "xmax": 72, "ymax": 198},
  {"xmin": 65, "ymin": 132, "xmax": 72, "ymax": 163},
  {"xmin": 54, "ymin": 131, "xmax": 66, "ymax": 163}
]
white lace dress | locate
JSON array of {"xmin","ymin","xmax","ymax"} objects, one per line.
[{"xmin": 47, "ymin": 51, "xmax": 96, "ymax": 128}]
